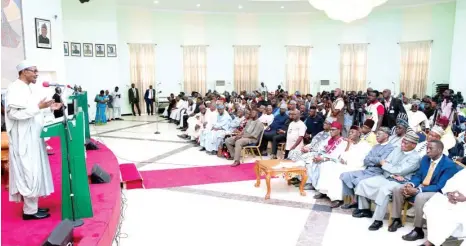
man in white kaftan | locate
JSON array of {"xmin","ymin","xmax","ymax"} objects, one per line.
[
  {"xmin": 5, "ymin": 61, "xmax": 62, "ymax": 220},
  {"xmin": 421, "ymin": 168, "xmax": 466, "ymax": 246},
  {"xmin": 407, "ymin": 102, "xmax": 430, "ymax": 132},
  {"xmin": 258, "ymin": 106, "xmax": 274, "ymax": 126},
  {"xmin": 172, "ymin": 96, "xmax": 188, "ymax": 122},
  {"xmin": 288, "ymin": 118, "xmax": 331, "ymax": 163},
  {"xmin": 199, "ymin": 105, "xmax": 232, "ymax": 154},
  {"xmin": 169, "ymin": 96, "xmax": 183, "ymax": 120},
  {"xmin": 111, "ymin": 86, "xmax": 122, "ymax": 120},
  {"xmin": 353, "ymin": 131, "xmax": 421, "ymax": 230},
  {"xmin": 198, "ymin": 104, "xmax": 218, "ymax": 144},
  {"xmin": 315, "ymin": 126, "xmax": 372, "ymax": 208},
  {"xmin": 185, "ymin": 105, "xmax": 206, "ymax": 141}
]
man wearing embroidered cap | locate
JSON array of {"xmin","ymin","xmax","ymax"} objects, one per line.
[
  {"xmin": 5, "ymin": 61, "xmax": 62, "ymax": 220},
  {"xmin": 354, "ymin": 131, "xmax": 421, "ymax": 230},
  {"xmin": 415, "ymin": 125, "xmax": 449, "ymax": 157}
]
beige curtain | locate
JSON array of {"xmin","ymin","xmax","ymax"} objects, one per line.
[
  {"xmin": 286, "ymin": 46, "xmax": 311, "ymax": 94},
  {"xmin": 340, "ymin": 43, "xmax": 368, "ymax": 92},
  {"xmin": 183, "ymin": 45, "xmax": 207, "ymax": 95},
  {"xmin": 234, "ymin": 46, "xmax": 259, "ymax": 92},
  {"xmin": 399, "ymin": 41, "xmax": 432, "ymax": 98},
  {"xmin": 129, "ymin": 43, "xmax": 156, "ymax": 114}
]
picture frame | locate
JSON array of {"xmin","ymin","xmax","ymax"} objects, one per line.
[
  {"xmin": 70, "ymin": 42, "xmax": 81, "ymax": 57},
  {"xmin": 95, "ymin": 44, "xmax": 105, "ymax": 57},
  {"xmin": 35, "ymin": 18, "xmax": 52, "ymax": 49},
  {"xmin": 107, "ymin": 44, "xmax": 117, "ymax": 57},
  {"xmin": 64, "ymin": 42, "xmax": 69, "ymax": 56},
  {"xmin": 83, "ymin": 43, "xmax": 93, "ymax": 57}
]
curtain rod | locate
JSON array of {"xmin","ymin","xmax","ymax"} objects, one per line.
[
  {"xmin": 338, "ymin": 43, "xmax": 370, "ymax": 45},
  {"xmin": 397, "ymin": 40, "xmax": 433, "ymax": 44},
  {"xmin": 285, "ymin": 45, "xmax": 313, "ymax": 48},
  {"xmin": 126, "ymin": 43, "xmax": 157, "ymax": 45},
  {"xmin": 232, "ymin": 45, "xmax": 261, "ymax": 47},
  {"xmin": 180, "ymin": 45, "xmax": 210, "ymax": 47}
]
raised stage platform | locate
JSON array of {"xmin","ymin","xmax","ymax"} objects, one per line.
[{"xmin": 1, "ymin": 138, "xmax": 121, "ymax": 246}]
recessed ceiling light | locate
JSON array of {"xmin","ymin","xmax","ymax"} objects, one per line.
[
  {"xmin": 153, "ymin": 0, "xmax": 159, "ymax": 4},
  {"xmin": 281, "ymin": 6, "xmax": 284, "ymax": 9},
  {"xmin": 238, "ymin": 5, "xmax": 243, "ymax": 9},
  {"xmin": 196, "ymin": 3, "xmax": 200, "ymax": 7}
]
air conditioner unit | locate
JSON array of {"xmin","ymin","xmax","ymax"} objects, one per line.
[
  {"xmin": 320, "ymin": 80, "xmax": 330, "ymax": 86},
  {"xmin": 215, "ymin": 80, "xmax": 226, "ymax": 92}
]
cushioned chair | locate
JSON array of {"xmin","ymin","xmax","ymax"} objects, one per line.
[{"xmin": 241, "ymin": 130, "xmax": 265, "ymax": 163}]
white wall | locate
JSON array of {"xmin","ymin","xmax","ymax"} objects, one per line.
[
  {"xmin": 450, "ymin": 0, "xmax": 466, "ymax": 95},
  {"xmin": 21, "ymin": 0, "xmax": 66, "ymax": 97},
  {"xmin": 117, "ymin": 2, "xmax": 456, "ymax": 97},
  {"xmin": 62, "ymin": 0, "xmax": 122, "ymax": 116}
]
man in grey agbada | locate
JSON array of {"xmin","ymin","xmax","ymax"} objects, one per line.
[
  {"xmin": 353, "ymin": 131, "xmax": 421, "ymax": 231},
  {"xmin": 339, "ymin": 127, "xmax": 395, "ymax": 209}
]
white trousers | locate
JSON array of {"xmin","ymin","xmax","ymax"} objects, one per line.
[
  {"xmin": 23, "ymin": 196, "xmax": 39, "ymax": 214},
  {"xmin": 113, "ymin": 107, "xmax": 121, "ymax": 118},
  {"xmin": 106, "ymin": 107, "xmax": 114, "ymax": 120}
]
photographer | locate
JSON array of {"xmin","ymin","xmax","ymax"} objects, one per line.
[{"xmin": 441, "ymin": 89, "xmax": 453, "ymax": 120}]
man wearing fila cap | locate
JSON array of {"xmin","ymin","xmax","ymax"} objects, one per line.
[
  {"xmin": 5, "ymin": 61, "xmax": 62, "ymax": 220},
  {"xmin": 354, "ymin": 131, "xmax": 421, "ymax": 231}
]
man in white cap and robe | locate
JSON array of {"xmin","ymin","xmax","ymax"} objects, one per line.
[{"xmin": 5, "ymin": 61, "xmax": 62, "ymax": 220}]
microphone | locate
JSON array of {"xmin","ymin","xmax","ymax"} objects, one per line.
[{"xmin": 43, "ymin": 81, "xmax": 71, "ymax": 88}]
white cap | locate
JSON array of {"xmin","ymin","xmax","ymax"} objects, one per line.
[{"xmin": 16, "ymin": 60, "xmax": 35, "ymax": 72}]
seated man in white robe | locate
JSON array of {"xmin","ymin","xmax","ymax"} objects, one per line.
[
  {"xmin": 199, "ymin": 104, "xmax": 232, "ymax": 155},
  {"xmin": 340, "ymin": 127, "xmax": 395, "ymax": 209},
  {"xmin": 305, "ymin": 121, "xmax": 348, "ymax": 192},
  {"xmin": 288, "ymin": 118, "xmax": 331, "ymax": 163},
  {"xmin": 315, "ymin": 125, "xmax": 372, "ymax": 208},
  {"xmin": 353, "ymin": 131, "xmax": 421, "ymax": 230},
  {"xmin": 421, "ymin": 168, "xmax": 466, "ymax": 246},
  {"xmin": 178, "ymin": 98, "xmax": 197, "ymax": 130},
  {"xmin": 407, "ymin": 101, "xmax": 430, "ymax": 132},
  {"xmin": 173, "ymin": 96, "xmax": 189, "ymax": 124},
  {"xmin": 5, "ymin": 61, "xmax": 62, "ymax": 220},
  {"xmin": 169, "ymin": 96, "xmax": 184, "ymax": 121},
  {"xmin": 198, "ymin": 104, "xmax": 218, "ymax": 145},
  {"xmin": 415, "ymin": 126, "xmax": 449, "ymax": 157},
  {"xmin": 258, "ymin": 105, "xmax": 274, "ymax": 126},
  {"xmin": 178, "ymin": 105, "xmax": 206, "ymax": 141}
]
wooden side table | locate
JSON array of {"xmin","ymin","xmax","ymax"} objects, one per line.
[{"xmin": 254, "ymin": 159, "xmax": 308, "ymax": 200}]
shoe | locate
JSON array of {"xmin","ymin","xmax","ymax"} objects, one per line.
[
  {"xmin": 313, "ymin": 193, "xmax": 327, "ymax": 199},
  {"xmin": 330, "ymin": 200, "xmax": 343, "ymax": 208},
  {"xmin": 177, "ymin": 134, "xmax": 187, "ymax": 139},
  {"xmin": 368, "ymin": 220, "xmax": 383, "ymax": 231},
  {"xmin": 402, "ymin": 229, "xmax": 425, "ymax": 241},
  {"xmin": 199, "ymin": 148, "xmax": 205, "ymax": 151},
  {"xmin": 23, "ymin": 211, "xmax": 50, "ymax": 220},
  {"xmin": 352, "ymin": 209, "xmax": 372, "ymax": 218},
  {"xmin": 388, "ymin": 219, "xmax": 403, "ymax": 232},
  {"xmin": 303, "ymin": 184, "xmax": 314, "ymax": 190},
  {"xmin": 289, "ymin": 178, "xmax": 301, "ymax": 185},
  {"xmin": 231, "ymin": 161, "xmax": 240, "ymax": 167},
  {"xmin": 260, "ymin": 151, "xmax": 268, "ymax": 156},
  {"xmin": 210, "ymin": 151, "xmax": 217, "ymax": 155},
  {"xmin": 181, "ymin": 128, "xmax": 187, "ymax": 132},
  {"xmin": 38, "ymin": 207, "xmax": 49, "ymax": 213},
  {"xmin": 271, "ymin": 155, "xmax": 277, "ymax": 159},
  {"xmin": 341, "ymin": 203, "xmax": 358, "ymax": 209},
  {"xmin": 226, "ymin": 157, "xmax": 234, "ymax": 161}
]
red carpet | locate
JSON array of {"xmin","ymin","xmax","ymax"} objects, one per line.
[
  {"xmin": 141, "ymin": 163, "xmax": 257, "ymax": 189},
  {"xmin": 1, "ymin": 138, "xmax": 121, "ymax": 246}
]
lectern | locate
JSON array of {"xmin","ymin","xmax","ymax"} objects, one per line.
[
  {"xmin": 41, "ymin": 110, "xmax": 93, "ymax": 225},
  {"xmin": 69, "ymin": 92, "xmax": 90, "ymax": 141}
]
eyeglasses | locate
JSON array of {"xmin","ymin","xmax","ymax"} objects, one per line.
[{"xmin": 25, "ymin": 69, "xmax": 38, "ymax": 73}]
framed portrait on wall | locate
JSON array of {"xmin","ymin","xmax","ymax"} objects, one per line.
[
  {"xmin": 35, "ymin": 18, "xmax": 52, "ymax": 49},
  {"xmin": 107, "ymin": 44, "xmax": 117, "ymax": 57},
  {"xmin": 83, "ymin": 43, "xmax": 93, "ymax": 57},
  {"xmin": 64, "ymin": 42, "xmax": 69, "ymax": 56},
  {"xmin": 71, "ymin": 42, "xmax": 81, "ymax": 57},
  {"xmin": 95, "ymin": 44, "xmax": 105, "ymax": 57}
]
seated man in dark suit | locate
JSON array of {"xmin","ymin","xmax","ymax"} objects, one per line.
[
  {"xmin": 259, "ymin": 104, "xmax": 288, "ymax": 156},
  {"xmin": 388, "ymin": 140, "xmax": 459, "ymax": 242},
  {"xmin": 304, "ymin": 106, "xmax": 324, "ymax": 142}
]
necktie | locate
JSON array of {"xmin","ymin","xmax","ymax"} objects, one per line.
[{"xmin": 422, "ymin": 160, "xmax": 436, "ymax": 186}]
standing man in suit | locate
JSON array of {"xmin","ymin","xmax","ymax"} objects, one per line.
[
  {"xmin": 128, "ymin": 83, "xmax": 141, "ymax": 116},
  {"xmin": 382, "ymin": 89, "xmax": 406, "ymax": 129},
  {"xmin": 144, "ymin": 85, "xmax": 156, "ymax": 115},
  {"xmin": 388, "ymin": 140, "xmax": 459, "ymax": 242}
]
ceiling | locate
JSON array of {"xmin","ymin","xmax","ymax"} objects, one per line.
[{"xmin": 116, "ymin": 0, "xmax": 455, "ymax": 13}]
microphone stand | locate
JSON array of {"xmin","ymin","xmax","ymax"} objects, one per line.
[
  {"xmin": 59, "ymin": 92, "xmax": 84, "ymax": 227},
  {"xmin": 154, "ymin": 84, "xmax": 161, "ymax": 134}
]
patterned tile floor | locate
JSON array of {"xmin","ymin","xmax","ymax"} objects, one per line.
[{"xmin": 99, "ymin": 115, "xmax": 444, "ymax": 246}]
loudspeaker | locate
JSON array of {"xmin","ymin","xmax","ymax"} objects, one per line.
[
  {"xmin": 90, "ymin": 164, "xmax": 111, "ymax": 184},
  {"xmin": 42, "ymin": 219, "xmax": 74, "ymax": 246}
]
